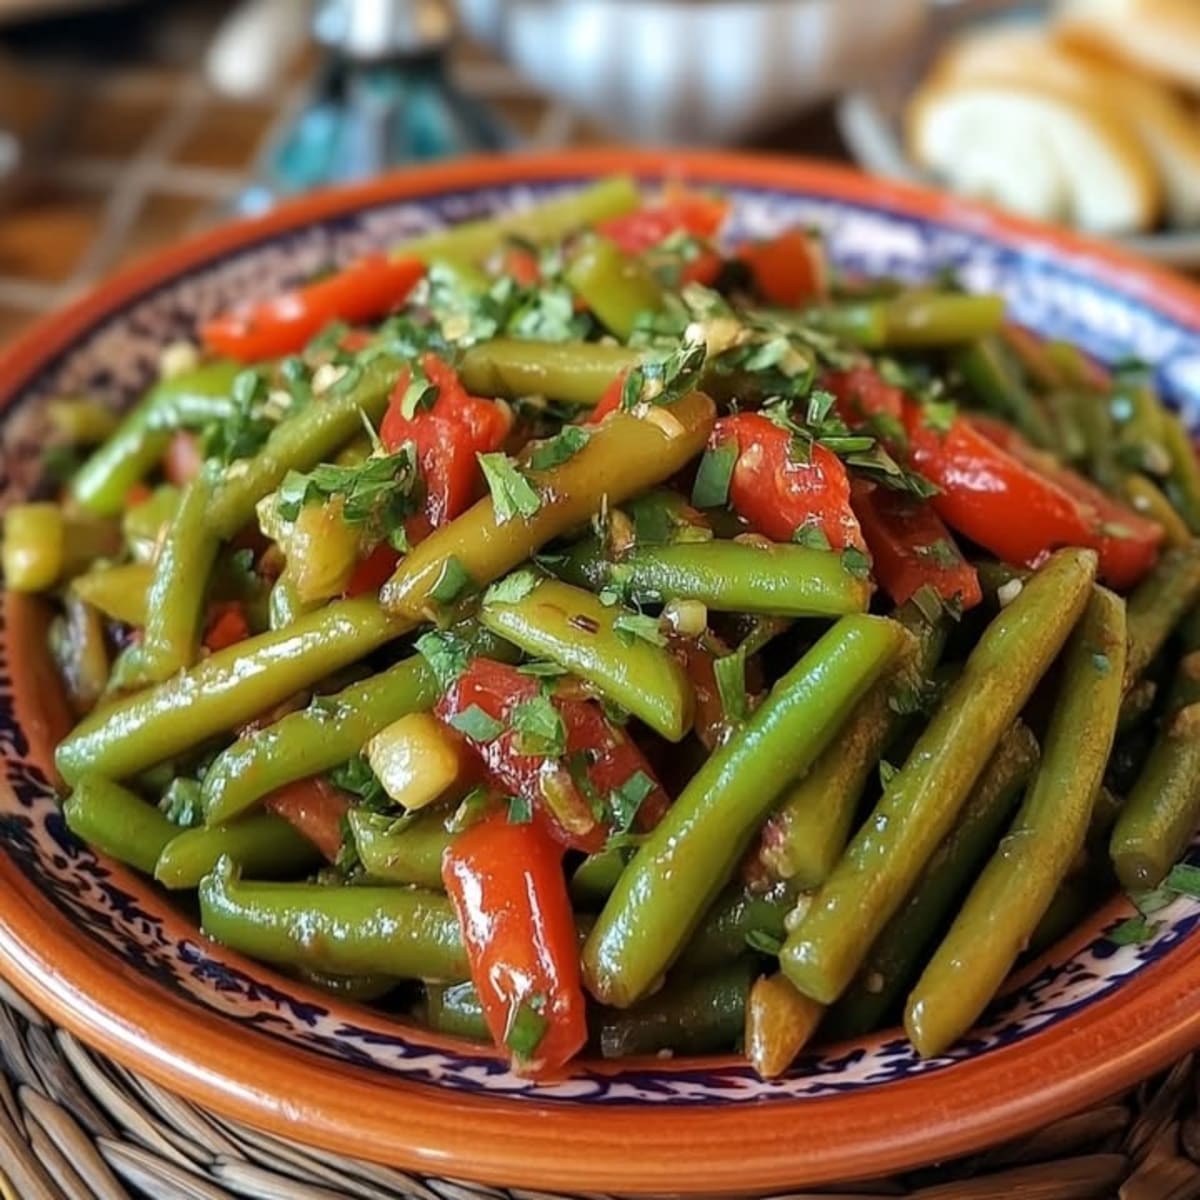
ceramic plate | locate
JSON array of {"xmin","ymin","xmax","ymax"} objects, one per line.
[{"xmin": 2, "ymin": 150, "xmax": 1200, "ymax": 1197}]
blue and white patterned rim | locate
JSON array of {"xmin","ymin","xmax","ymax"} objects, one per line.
[{"xmin": 1, "ymin": 174, "xmax": 1199, "ymax": 1108}]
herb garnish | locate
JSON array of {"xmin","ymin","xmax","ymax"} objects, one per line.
[{"xmin": 478, "ymin": 452, "xmax": 541, "ymax": 522}]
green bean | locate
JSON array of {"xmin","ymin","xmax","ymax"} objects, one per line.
[
  {"xmin": 127, "ymin": 472, "xmax": 220, "ymax": 685},
  {"xmin": 267, "ymin": 574, "xmax": 317, "ymax": 631},
  {"xmin": 1070, "ymin": 390, "xmax": 1121, "ymax": 491},
  {"xmin": 675, "ymin": 886, "xmax": 794, "ymax": 975},
  {"xmin": 780, "ymin": 547, "xmax": 1097, "ymax": 1005},
  {"xmin": 905, "ymin": 587, "xmax": 1126, "ymax": 1056},
  {"xmin": 1169, "ymin": 650, "xmax": 1200, "ymax": 715},
  {"xmin": 49, "ymin": 594, "xmax": 109, "ymax": 715},
  {"xmin": 745, "ymin": 972, "xmax": 826, "ymax": 1077},
  {"xmin": 70, "ymin": 563, "xmax": 152, "ymax": 626},
  {"xmin": 70, "ymin": 361, "xmax": 240, "ymax": 515},
  {"xmin": 1123, "ymin": 474, "xmax": 1192, "ymax": 547},
  {"xmin": 1043, "ymin": 340, "xmax": 1108, "ymax": 390},
  {"xmin": 583, "ymin": 613, "xmax": 907, "ymax": 1008},
  {"xmin": 63, "ymin": 776, "xmax": 178, "ymax": 875},
  {"xmin": 1044, "ymin": 392, "xmax": 1089, "ymax": 464},
  {"xmin": 479, "ymin": 575, "xmax": 693, "ymax": 740},
  {"xmin": 570, "ymin": 846, "xmax": 630, "ymax": 908},
  {"xmin": 825, "ymin": 722, "xmax": 1039, "ymax": 1041},
  {"xmin": 1162, "ymin": 412, "xmax": 1200, "ymax": 536},
  {"xmin": 207, "ymin": 356, "xmax": 399, "ymax": 540},
  {"xmin": 459, "ymin": 339, "xmax": 642, "ymax": 407},
  {"xmin": 296, "ymin": 971, "xmax": 399, "ymax": 1002},
  {"xmin": 1023, "ymin": 873, "xmax": 1094, "ymax": 963},
  {"xmin": 762, "ymin": 609, "xmax": 939, "ymax": 887},
  {"xmin": 155, "ymin": 814, "xmax": 320, "ymax": 889},
  {"xmin": 812, "ymin": 293, "xmax": 1004, "ymax": 349},
  {"xmin": 565, "ymin": 235, "xmax": 663, "ymax": 340},
  {"xmin": 57, "ymin": 596, "xmax": 408, "ymax": 786},
  {"xmin": 2, "ymin": 504, "xmax": 121, "ymax": 592},
  {"xmin": 199, "ymin": 857, "xmax": 468, "ymax": 981},
  {"xmin": 597, "ymin": 960, "xmax": 753, "ymax": 1059},
  {"xmin": 201, "ymin": 625, "xmax": 511, "ymax": 824},
  {"xmin": 122, "ymin": 484, "xmax": 180, "ymax": 561},
  {"xmin": 999, "ymin": 325, "xmax": 1063, "ymax": 392},
  {"xmin": 422, "ymin": 981, "xmax": 489, "ymax": 1041},
  {"xmin": 1110, "ymin": 369, "xmax": 1170, "ymax": 476},
  {"xmin": 1118, "ymin": 679, "xmax": 1158, "ymax": 734},
  {"xmin": 955, "ymin": 338, "xmax": 1055, "ymax": 449},
  {"xmin": 381, "ymin": 392, "xmax": 716, "ymax": 619},
  {"xmin": 350, "ymin": 808, "xmax": 451, "ymax": 891},
  {"xmin": 1110, "ymin": 702, "xmax": 1200, "ymax": 890},
  {"xmin": 602, "ymin": 540, "xmax": 872, "ymax": 619},
  {"xmin": 48, "ymin": 397, "xmax": 120, "ymax": 445},
  {"xmin": 1124, "ymin": 542, "xmax": 1200, "ymax": 686},
  {"xmin": 394, "ymin": 175, "xmax": 639, "ymax": 265}
]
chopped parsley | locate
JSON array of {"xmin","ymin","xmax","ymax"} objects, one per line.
[
  {"xmin": 478, "ymin": 452, "xmax": 541, "ymax": 522},
  {"xmin": 517, "ymin": 660, "xmax": 569, "ymax": 678},
  {"xmin": 841, "ymin": 546, "xmax": 872, "ymax": 580},
  {"xmin": 329, "ymin": 755, "xmax": 389, "ymax": 811},
  {"xmin": 159, "ymin": 778, "xmax": 203, "ymax": 828},
  {"xmin": 415, "ymin": 629, "xmax": 474, "ymax": 690},
  {"xmin": 448, "ymin": 705, "xmax": 505, "ymax": 744},
  {"xmin": 612, "ymin": 611, "xmax": 666, "ymax": 647},
  {"xmin": 396, "ymin": 362, "xmax": 438, "ymax": 419},
  {"xmin": 507, "ymin": 793, "xmax": 534, "ymax": 824},
  {"xmin": 1107, "ymin": 915, "xmax": 1160, "ymax": 947},
  {"xmin": 916, "ymin": 539, "xmax": 962, "ymax": 569},
  {"xmin": 878, "ymin": 759, "xmax": 898, "ymax": 789},
  {"xmin": 691, "ymin": 440, "xmax": 738, "ymax": 509},
  {"xmin": 203, "ymin": 367, "xmax": 274, "ymax": 464},
  {"xmin": 484, "ymin": 568, "xmax": 541, "ymax": 605},
  {"xmin": 792, "ymin": 522, "xmax": 832, "ymax": 551},
  {"xmin": 429, "ymin": 555, "xmax": 473, "ymax": 605},
  {"xmin": 510, "ymin": 694, "xmax": 567, "ymax": 757},
  {"xmin": 1165, "ymin": 863, "xmax": 1200, "ymax": 898},
  {"xmin": 922, "ymin": 398, "xmax": 957, "ymax": 434},
  {"xmin": 608, "ymin": 771, "xmax": 656, "ymax": 835},
  {"xmin": 620, "ymin": 335, "xmax": 707, "ymax": 410},
  {"xmin": 445, "ymin": 785, "xmax": 492, "ymax": 833},
  {"xmin": 526, "ymin": 425, "xmax": 592, "ymax": 471}
]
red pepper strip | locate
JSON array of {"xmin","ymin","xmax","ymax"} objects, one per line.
[
  {"xmin": 587, "ymin": 370, "xmax": 626, "ymax": 425},
  {"xmin": 344, "ymin": 543, "xmax": 400, "ymax": 598},
  {"xmin": 902, "ymin": 403, "xmax": 1161, "ymax": 590},
  {"xmin": 163, "ymin": 431, "xmax": 204, "ymax": 486},
  {"xmin": 262, "ymin": 778, "xmax": 349, "ymax": 862},
  {"xmin": 671, "ymin": 637, "xmax": 728, "ymax": 752},
  {"xmin": 738, "ymin": 227, "xmax": 828, "ymax": 307},
  {"xmin": 850, "ymin": 478, "xmax": 982, "ymax": 610},
  {"xmin": 597, "ymin": 191, "xmax": 729, "ymax": 254},
  {"xmin": 435, "ymin": 659, "xmax": 670, "ymax": 854},
  {"xmin": 715, "ymin": 412, "xmax": 867, "ymax": 552},
  {"xmin": 501, "ymin": 245, "xmax": 541, "ymax": 288},
  {"xmin": 442, "ymin": 811, "xmax": 587, "ymax": 1076},
  {"xmin": 380, "ymin": 354, "xmax": 512, "ymax": 531},
  {"xmin": 202, "ymin": 602, "xmax": 251, "ymax": 653},
  {"xmin": 823, "ymin": 366, "xmax": 906, "ymax": 430},
  {"xmin": 201, "ymin": 255, "xmax": 424, "ymax": 362}
]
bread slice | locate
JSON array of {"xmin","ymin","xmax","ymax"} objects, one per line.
[
  {"xmin": 907, "ymin": 31, "xmax": 1161, "ymax": 233},
  {"xmin": 1056, "ymin": 0, "xmax": 1200, "ymax": 93},
  {"xmin": 936, "ymin": 25, "xmax": 1200, "ymax": 226}
]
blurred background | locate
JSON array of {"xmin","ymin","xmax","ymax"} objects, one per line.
[{"xmin": 0, "ymin": 0, "xmax": 1196, "ymax": 347}]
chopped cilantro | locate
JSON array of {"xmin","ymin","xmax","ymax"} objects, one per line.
[
  {"xmin": 505, "ymin": 997, "xmax": 548, "ymax": 1060},
  {"xmin": 878, "ymin": 759, "xmax": 898, "ymax": 789},
  {"xmin": 910, "ymin": 583, "xmax": 945, "ymax": 627},
  {"xmin": 841, "ymin": 545, "xmax": 872, "ymax": 580},
  {"xmin": 415, "ymin": 629, "xmax": 473, "ymax": 690},
  {"xmin": 484, "ymin": 568, "xmax": 541, "ymax": 606},
  {"xmin": 517, "ymin": 660, "xmax": 569, "ymax": 678},
  {"xmin": 609, "ymin": 771, "xmax": 656, "ymax": 835},
  {"xmin": 445, "ymin": 785, "xmax": 493, "ymax": 833},
  {"xmin": 692, "ymin": 440, "xmax": 738, "ymax": 509},
  {"xmin": 527, "ymin": 425, "xmax": 592, "ymax": 471},
  {"xmin": 922, "ymin": 399, "xmax": 957, "ymax": 434},
  {"xmin": 613, "ymin": 611, "xmax": 666, "ymax": 647},
  {"xmin": 397, "ymin": 363, "xmax": 438, "ymax": 419},
  {"xmin": 429, "ymin": 555, "xmax": 473, "ymax": 605},
  {"xmin": 745, "ymin": 929, "xmax": 783, "ymax": 956},
  {"xmin": 1108, "ymin": 915, "xmax": 1160, "ymax": 946},
  {"xmin": 916, "ymin": 539, "xmax": 962, "ymax": 569},
  {"xmin": 159, "ymin": 778, "xmax": 203, "ymax": 828},
  {"xmin": 1165, "ymin": 863, "xmax": 1200, "ymax": 898},
  {"xmin": 203, "ymin": 368, "xmax": 273, "ymax": 464},
  {"xmin": 714, "ymin": 650, "xmax": 749, "ymax": 725},
  {"xmin": 620, "ymin": 336, "xmax": 707, "ymax": 410},
  {"xmin": 510, "ymin": 694, "xmax": 567, "ymax": 757},
  {"xmin": 448, "ymin": 705, "xmax": 505, "ymax": 744},
  {"xmin": 479, "ymin": 452, "xmax": 541, "ymax": 522},
  {"xmin": 806, "ymin": 388, "xmax": 837, "ymax": 426},
  {"xmin": 507, "ymin": 793, "xmax": 534, "ymax": 824}
]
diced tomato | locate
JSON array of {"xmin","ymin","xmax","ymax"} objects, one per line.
[
  {"xmin": 823, "ymin": 366, "xmax": 906, "ymax": 431},
  {"xmin": 435, "ymin": 658, "xmax": 670, "ymax": 853},
  {"xmin": 344, "ymin": 543, "xmax": 400, "ymax": 597},
  {"xmin": 714, "ymin": 412, "xmax": 867, "ymax": 552},
  {"xmin": 502, "ymin": 245, "xmax": 541, "ymax": 288},
  {"xmin": 738, "ymin": 228, "xmax": 828, "ymax": 307},
  {"xmin": 597, "ymin": 191, "xmax": 730, "ymax": 257},
  {"xmin": 339, "ymin": 329, "xmax": 374, "ymax": 354},
  {"xmin": 262, "ymin": 778, "xmax": 349, "ymax": 862},
  {"xmin": 202, "ymin": 602, "xmax": 251, "ymax": 652},
  {"xmin": 125, "ymin": 483, "xmax": 153, "ymax": 508},
  {"xmin": 163, "ymin": 431, "xmax": 204, "ymax": 486},
  {"xmin": 902, "ymin": 403, "xmax": 1161, "ymax": 589},
  {"xmin": 442, "ymin": 812, "xmax": 587, "ymax": 1076},
  {"xmin": 380, "ymin": 354, "xmax": 512, "ymax": 530},
  {"xmin": 671, "ymin": 637, "xmax": 727, "ymax": 751},
  {"xmin": 201, "ymin": 255, "xmax": 424, "ymax": 362},
  {"xmin": 850, "ymin": 478, "xmax": 981, "ymax": 610}
]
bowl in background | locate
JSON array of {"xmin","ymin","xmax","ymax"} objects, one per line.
[{"xmin": 458, "ymin": 0, "xmax": 928, "ymax": 143}]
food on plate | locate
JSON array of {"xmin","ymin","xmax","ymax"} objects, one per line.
[
  {"xmin": 907, "ymin": 16, "xmax": 1200, "ymax": 233},
  {"xmin": 12, "ymin": 178, "xmax": 1200, "ymax": 1079}
]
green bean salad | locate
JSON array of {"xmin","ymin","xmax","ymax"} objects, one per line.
[{"xmin": 9, "ymin": 176, "xmax": 1200, "ymax": 1078}]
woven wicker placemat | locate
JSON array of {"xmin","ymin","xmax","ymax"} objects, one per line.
[{"xmin": 0, "ymin": 975, "xmax": 1195, "ymax": 1200}]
